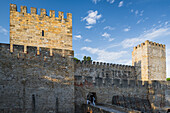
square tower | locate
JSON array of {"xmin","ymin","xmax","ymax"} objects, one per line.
[
  {"xmin": 132, "ymin": 40, "xmax": 166, "ymax": 81},
  {"xmin": 10, "ymin": 4, "xmax": 72, "ymax": 52}
]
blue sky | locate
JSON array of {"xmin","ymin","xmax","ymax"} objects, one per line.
[{"xmin": 0, "ymin": 0, "xmax": 170, "ymax": 77}]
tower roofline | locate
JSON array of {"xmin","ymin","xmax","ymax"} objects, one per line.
[{"xmin": 133, "ymin": 40, "xmax": 165, "ymax": 51}]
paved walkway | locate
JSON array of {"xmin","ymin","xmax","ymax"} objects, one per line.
[{"xmin": 94, "ymin": 105, "xmax": 127, "ymax": 113}]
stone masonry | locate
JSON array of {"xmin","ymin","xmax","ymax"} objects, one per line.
[
  {"xmin": 0, "ymin": 44, "xmax": 75, "ymax": 113},
  {"xmin": 10, "ymin": 4, "xmax": 72, "ymax": 55},
  {"xmin": 132, "ymin": 40, "xmax": 166, "ymax": 81},
  {"xmin": 0, "ymin": 4, "xmax": 169, "ymax": 113}
]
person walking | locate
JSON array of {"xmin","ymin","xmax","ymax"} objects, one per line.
[{"xmin": 93, "ymin": 97, "xmax": 95, "ymax": 106}]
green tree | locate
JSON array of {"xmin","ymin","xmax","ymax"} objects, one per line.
[
  {"xmin": 83, "ymin": 56, "xmax": 87, "ymax": 61},
  {"xmin": 86, "ymin": 56, "xmax": 91, "ymax": 61},
  {"xmin": 83, "ymin": 56, "xmax": 92, "ymax": 62},
  {"xmin": 167, "ymin": 78, "xmax": 170, "ymax": 81},
  {"xmin": 74, "ymin": 57, "xmax": 80, "ymax": 63}
]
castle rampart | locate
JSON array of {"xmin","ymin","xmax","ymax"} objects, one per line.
[
  {"xmin": 0, "ymin": 43, "xmax": 75, "ymax": 113},
  {"xmin": 74, "ymin": 60, "xmax": 136, "ymax": 81}
]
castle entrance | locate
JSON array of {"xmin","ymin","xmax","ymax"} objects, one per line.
[{"xmin": 87, "ymin": 92, "xmax": 97, "ymax": 105}]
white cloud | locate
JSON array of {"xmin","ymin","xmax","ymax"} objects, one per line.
[
  {"xmin": 116, "ymin": 59, "xmax": 131, "ymax": 65},
  {"xmin": 165, "ymin": 21, "xmax": 169, "ymax": 25},
  {"xmin": 92, "ymin": 0, "xmax": 115, "ymax": 4},
  {"xmin": 135, "ymin": 10, "xmax": 139, "ymax": 15},
  {"xmin": 136, "ymin": 17, "xmax": 148, "ymax": 24},
  {"xmin": 81, "ymin": 47, "xmax": 127, "ymax": 63},
  {"xmin": 102, "ymin": 32, "xmax": 115, "ymax": 41},
  {"xmin": 131, "ymin": 9, "xmax": 134, "ymax": 13},
  {"xmin": 140, "ymin": 10, "xmax": 144, "ymax": 16},
  {"xmin": 74, "ymin": 35, "xmax": 82, "ymax": 40},
  {"xmin": 101, "ymin": 19, "xmax": 106, "ymax": 23},
  {"xmin": 104, "ymin": 26, "xmax": 115, "ymax": 30},
  {"xmin": 102, "ymin": 32, "xmax": 110, "ymax": 38},
  {"xmin": 102, "ymin": 32, "xmax": 115, "ymax": 42},
  {"xmin": 92, "ymin": 0, "xmax": 101, "ymax": 4},
  {"xmin": 121, "ymin": 27, "xmax": 170, "ymax": 48},
  {"xmin": 108, "ymin": 38, "xmax": 115, "ymax": 42},
  {"xmin": 133, "ymin": 10, "xmax": 144, "ymax": 16},
  {"xmin": 118, "ymin": 1, "xmax": 123, "ymax": 7},
  {"xmin": 124, "ymin": 27, "xmax": 131, "ymax": 32},
  {"xmin": 84, "ymin": 39, "xmax": 92, "ymax": 42},
  {"xmin": 107, "ymin": 0, "xmax": 115, "ymax": 4},
  {"xmin": 137, "ymin": 19, "xmax": 142, "ymax": 24},
  {"xmin": 82, "ymin": 10, "xmax": 102, "ymax": 25},
  {"xmin": 0, "ymin": 26, "xmax": 8, "ymax": 35},
  {"xmin": 85, "ymin": 26, "xmax": 93, "ymax": 29}
]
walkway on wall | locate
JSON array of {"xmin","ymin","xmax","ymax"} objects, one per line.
[
  {"xmin": 84, "ymin": 104, "xmax": 142, "ymax": 113},
  {"xmin": 95, "ymin": 105, "xmax": 126, "ymax": 113}
]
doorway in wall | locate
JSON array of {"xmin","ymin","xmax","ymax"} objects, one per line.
[
  {"xmin": 87, "ymin": 92, "xmax": 97, "ymax": 105},
  {"xmin": 167, "ymin": 109, "xmax": 170, "ymax": 113}
]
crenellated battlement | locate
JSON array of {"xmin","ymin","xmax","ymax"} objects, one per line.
[
  {"xmin": 74, "ymin": 60, "xmax": 134, "ymax": 70},
  {"xmin": 74, "ymin": 60, "xmax": 136, "ymax": 80},
  {"xmin": 0, "ymin": 43, "xmax": 74, "ymax": 57},
  {"xmin": 10, "ymin": 4, "xmax": 72, "ymax": 22},
  {"xmin": 133, "ymin": 40, "xmax": 165, "ymax": 51},
  {"xmin": 10, "ymin": 4, "xmax": 72, "ymax": 51},
  {"xmin": 75, "ymin": 75, "xmax": 170, "ymax": 88}
]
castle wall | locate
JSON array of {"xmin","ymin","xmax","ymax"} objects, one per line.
[
  {"xmin": 74, "ymin": 74, "xmax": 170, "ymax": 113},
  {"xmin": 0, "ymin": 3, "xmax": 169, "ymax": 113},
  {"xmin": 74, "ymin": 61, "xmax": 136, "ymax": 81},
  {"xmin": 74, "ymin": 61, "xmax": 149, "ymax": 113},
  {"xmin": 10, "ymin": 4, "xmax": 72, "ymax": 51},
  {"xmin": 132, "ymin": 40, "xmax": 166, "ymax": 81},
  {"xmin": 74, "ymin": 75, "xmax": 148, "ymax": 113},
  {"xmin": 0, "ymin": 44, "xmax": 74, "ymax": 113}
]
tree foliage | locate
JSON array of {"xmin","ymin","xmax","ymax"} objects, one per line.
[
  {"xmin": 83, "ymin": 56, "xmax": 92, "ymax": 62},
  {"xmin": 167, "ymin": 78, "xmax": 170, "ymax": 81},
  {"xmin": 74, "ymin": 57, "xmax": 80, "ymax": 63}
]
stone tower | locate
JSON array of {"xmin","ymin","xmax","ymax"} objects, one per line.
[
  {"xmin": 5, "ymin": 4, "xmax": 75, "ymax": 113},
  {"xmin": 132, "ymin": 40, "xmax": 166, "ymax": 81},
  {"xmin": 10, "ymin": 4, "xmax": 72, "ymax": 55}
]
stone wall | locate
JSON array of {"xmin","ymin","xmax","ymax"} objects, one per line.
[
  {"xmin": 0, "ymin": 43, "xmax": 75, "ymax": 113},
  {"xmin": 74, "ymin": 73, "xmax": 170, "ymax": 113},
  {"xmin": 148, "ymin": 81, "xmax": 170, "ymax": 112},
  {"xmin": 74, "ymin": 75, "xmax": 148, "ymax": 112},
  {"xmin": 74, "ymin": 61, "xmax": 136, "ymax": 81},
  {"xmin": 132, "ymin": 40, "xmax": 166, "ymax": 81},
  {"xmin": 10, "ymin": 4, "xmax": 72, "ymax": 52}
]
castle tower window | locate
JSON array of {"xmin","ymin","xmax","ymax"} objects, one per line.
[{"xmin": 42, "ymin": 30, "xmax": 44, "ymax": 36}]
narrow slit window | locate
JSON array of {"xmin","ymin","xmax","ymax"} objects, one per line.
[
  {"xmin": 42, "ymin": 30, "xmax": 44, "ymax": 36},
  {"xmin": 32, "ymin": 94, "xmax": 35, "ymax": 112}
]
